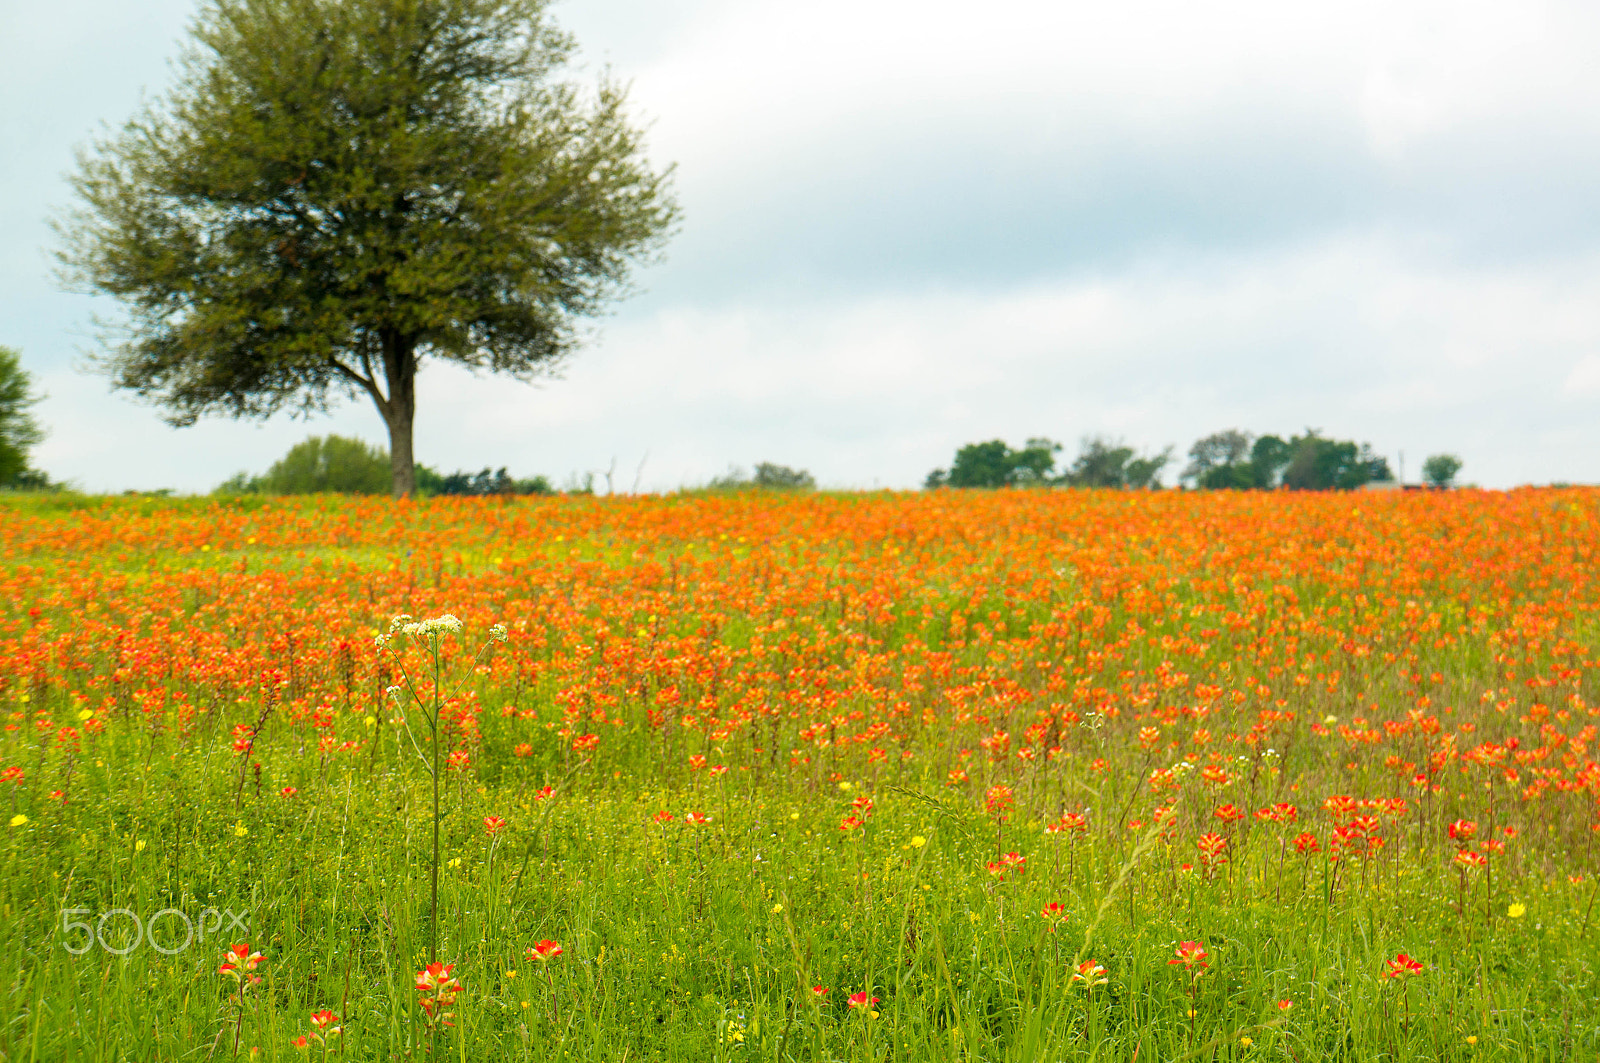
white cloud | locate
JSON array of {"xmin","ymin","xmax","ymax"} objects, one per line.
[
  {"xmin": 633, "ymin": 0, "xmax": 1597, "ymax": 169},
  {"xmin": 1562, "ymin": 355, "xmax": 1600, "ymax": 398}
]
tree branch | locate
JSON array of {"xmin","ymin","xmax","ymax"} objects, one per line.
[{"xmin": 330, "ymin": 357, "xmax": 387, "ymax": 415}]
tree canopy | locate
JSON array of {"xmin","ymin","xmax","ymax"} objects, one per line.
[{"xmin": 57, "ymin": 0, "xmax": 678, "ymax": 496}]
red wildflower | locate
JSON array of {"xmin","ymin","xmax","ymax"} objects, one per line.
[
  {"xmin": 483, "ymin": 815, "xmax": 506, "ymax": 835},
  {"xmin": 303, "ymin": 1009, "xmax": 341, "ymax": 1045},
  {"xmin": 1046, "ymin": 811, "xmax": 1089, "ymax": 836},
  {"xmin": 846, "ymin": 991, "xmax": 881, "ymax": 1012},
  {"xmin": 1383, "ymin": 953, "xmax": 1423, "ymax": 979},
  {"xmin": 415, "ymin": 961, "xmax": 463, "ymax": 1026},
  {"xmin": 1071, "ymin": 959, "xmax": 1108, "ymax": 988},
  {"xmin": 1213, "ymin": 803, "xmax": 1246, "ymax": 824},
  {"xmin": 218, "ymin": 943, "xmax": 265, "ymax": 986},
  {"xmin": 1348, "ymin": 815, "xmax": 1380, "ymax": 835},
  {"xmin": 985, "ymin": 785, "xmax": 1016, "ymax": 819},
  {"xmin": 1169, "ymin": 941, "xmax": 1209, "ymax": 972},
  {"xmin": 527, "ymin": 940, "xmax": 563, "ymax": 963}
]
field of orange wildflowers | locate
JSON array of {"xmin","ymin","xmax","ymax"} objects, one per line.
[{"xmin": 1, "ymin": 488, "xmax": 1597, "ymax": 1060}]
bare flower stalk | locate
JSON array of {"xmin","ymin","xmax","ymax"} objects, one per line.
[{"xmin": 376, "ymin": 614, "xmax": 507, "ymax": 963}]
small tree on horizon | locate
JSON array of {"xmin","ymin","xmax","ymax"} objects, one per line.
[
  {"xmin": 57, "ymin": 0, "xmax": 678, "ymax": 497},
  {"xmin": 1061, "ymin": 436, "xmax": 1171, "ymax": 489},
  {"xmin": 1422, "ymin": 453, "xmax": 1463, "ymax": 488},
  {"xmin": 0, "ymin": 346, "xmax": 49, "ymax": 489},
  {"xmin": 218, "ymin": 434, "xmax": 391, "ymax": 494},
  {"xmin": 926, "ymin": 438, "xmax": 1060, "ymax": 489},
  {"xmin": 1183, "ymin": 429, "xmax": 1255, "ymax": 488},
  {"xmin": 753, "ymin": 462, "xmax": 816, "ymax": 490},
  {"xmin": 1280, "ymin": 430, "xmax": 1392, "ymax": 490}
]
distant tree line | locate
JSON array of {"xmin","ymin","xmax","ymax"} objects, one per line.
[
  {"xmin": 926, "ymin": 436, "xmax": 1171, "ymax": 490},
  {"xmin": 928, "ymin": 431, "xmax": 1465, "ymax": 490},
  {"xmin": 217, "ymin": 435, "xmax": 554, "ymax": 497}
]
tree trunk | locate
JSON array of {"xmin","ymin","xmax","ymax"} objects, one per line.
[{"xmin": 381, "ymin": 331, "xmax": 418, "ymax": 497}]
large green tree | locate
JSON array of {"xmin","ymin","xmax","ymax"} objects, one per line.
[{"xmin": 57, "ymin": 0, "xmax": 678, "ymax": 495}]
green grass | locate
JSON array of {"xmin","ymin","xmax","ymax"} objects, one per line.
[{"xmin": 3, "ymin": 730, "xmax": 1594, "ymax": 1061}]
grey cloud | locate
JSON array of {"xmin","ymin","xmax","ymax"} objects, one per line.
[{"xmin": 642, "ymin": 96, "xmax": 1600, "ymax": 308}]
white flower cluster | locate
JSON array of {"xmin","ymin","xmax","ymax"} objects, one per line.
[
  {"xmin": 388, "ymin": 613, "xmax": 464, "ymax": 639},
  {"xmin": 375, "ymin": 612, "xmax": 494, "ymax": 651}
]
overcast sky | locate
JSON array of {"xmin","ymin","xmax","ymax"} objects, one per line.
[{"xmin": 4, "ymin": 0, "xmax": 1600, "ymax": 491}]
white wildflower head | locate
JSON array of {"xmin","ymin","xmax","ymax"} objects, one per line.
[
  {"xmin": 373, "ymin": 633, "xmax": 390, "ymax": 650},
  {"xmin": 401, "ymin": 613, "xmax": 464, "ymax": 639},
  {"xmin": 389, "ymin": 614, "xmax": 413, "ymax": 633},
  {"xmin": 490, "ymin": 623, "xmax": 509, "ymax": 643}
]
